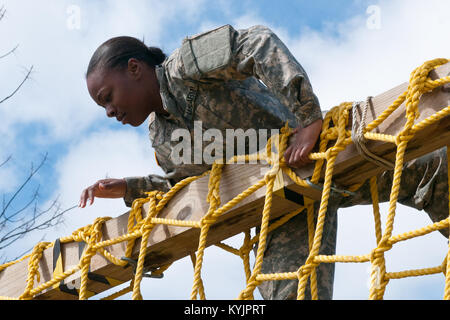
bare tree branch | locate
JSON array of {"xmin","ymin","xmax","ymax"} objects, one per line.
[
  {"xmin": 0, "ymin": 6, "xmax": 5, "ymax": 22},
  {"xmin": 1, "ymin": 185, "xmax": 40, "ymax": 224},
  {"xmin": 0, "ymin": 201, "xmax": 76, "ymax": 250},
  {"xmin": 0, "ymin": 152, "xmax": 47, "ymax": 221},
  {"xmin": 0, "ymin": 44, "xmax": 18, "ymax": 59},
  {"xmin": 0, "ymin": 7, "xmax": 32, "ymax": 104},
  {"xmin": 5, "ymin": 178, "xmax": 42, "ymax": 225},
  {"xmin": 9, "ymin": 234, "xmax": 46, "ymax": 262},
  {"xmin": 0, "ymin": 155, "xmax": 12, "ymax": 168},
  {"xmin": 0, "ymin": 65, "xmax": 33, "ymax": 104},
  {"xmin": 0, "ymin": 153, "xmax": 75, "ymax": 259}
]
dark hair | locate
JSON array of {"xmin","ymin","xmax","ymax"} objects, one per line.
[{"xmin": 86, "ymin": 36, "xmax": 166, "ymax": 78}]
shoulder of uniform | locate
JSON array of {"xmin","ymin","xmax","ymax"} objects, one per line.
[
  {"xmin": 181, "ymin": 24, "xmax": 234, "ymax": 41},
  {"xmin": 148, "ymin": 111, "xmax": 156, "ymax": 127},
  {"xmin": 161, "ymin": 47, "xmax": 185, "ymax": 80}
]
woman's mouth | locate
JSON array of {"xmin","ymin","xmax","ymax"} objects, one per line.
[{"xmin": 117, "ymin": 113, "xmax": 127, "ymax": 124}]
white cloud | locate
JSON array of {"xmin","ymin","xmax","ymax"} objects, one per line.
[{"xmin": 285, "ymin": 0, "xmax": 450, "ymax": 110}]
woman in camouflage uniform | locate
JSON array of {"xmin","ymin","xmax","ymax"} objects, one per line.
[{"xmin": 79, "ymin": 24, "xmax": 449, "ymax": 300}]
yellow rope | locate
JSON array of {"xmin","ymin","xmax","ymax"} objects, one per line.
[
  {"xmin": 444, "ymin": 146, "xmax": 450, "ymax": 299},
  {"xmin": 0, "ymin": 58, "xmax": 449, "ymax": 300}
]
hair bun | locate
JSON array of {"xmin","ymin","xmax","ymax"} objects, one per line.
[
  {"xmin": 87, "ymin": 36, "xmax": 167, "ymax": 77},
  {"xmin": 147, "ymin": 46, "xmax": 166, "ymax": 65}
]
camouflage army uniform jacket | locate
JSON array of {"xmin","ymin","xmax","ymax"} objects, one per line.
[{"xmin": 123, "ymin": 24, "xmax": 322, "ymax": 206}]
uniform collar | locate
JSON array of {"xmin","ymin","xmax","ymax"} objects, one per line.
[
  {"xmin": 151, "ymin": 64, "xmax": 185, "ymax": 127},
  {"xmin": 155, "ymin": 64, "xmax": 170, "ymax": 114}
]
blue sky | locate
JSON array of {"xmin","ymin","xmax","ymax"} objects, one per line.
[{"xmin": 0, "ymin": 0, "xmax": 449, "ymax": 300}]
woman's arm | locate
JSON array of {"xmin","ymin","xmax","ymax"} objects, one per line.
[{"xmin": 79, "ymin": 175, "xmax": 172, "ymax": 208}]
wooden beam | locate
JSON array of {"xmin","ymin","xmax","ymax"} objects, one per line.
[{"xmin": 0, "ymin": 62, "xmax": 448, "ymax": 300}]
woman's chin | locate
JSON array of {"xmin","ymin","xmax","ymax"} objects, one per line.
[{"xmin": 130, "ymin": 117, "xmax": 146, "ymax": 127}]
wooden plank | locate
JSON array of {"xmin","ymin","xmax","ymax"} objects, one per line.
[{"xmin": 0, "ymin": 62, "xmax": 448, "ymax": 300}]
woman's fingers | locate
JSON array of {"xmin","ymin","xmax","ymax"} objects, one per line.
[
  {"xmin": 88, "ymin": 187, "xmax": 95, "ymax": 205},
  {"xmin": 79, "ymin": 182, "xmax": 99, "ymax": 208},
  {"xmin": 284, "ymin": 146, "xmax": 293, "ymax": 164},
  {"xmin": 284, "ymin": 119, "xmax": 322, "ymax": 169},
  {"xmin": 290, "ymin": 147, "xmax": 305, "ymax": 168},
  {"xmin": 285, "ymin": 145, "xmax": 305, "ymax": 168},
  {"xmin": 79, "ymin": 179, "xmax": 127, "ymax": 208},
  {"xmin": 79, "ymin": 189, "xmax": 86, "ymax": 208},
  {"xmin": 299, "ymin": 145, "xmax": 313, "ymax": 164},
  {"xmin": 79, "ymin": 187, "xmax": 90, "ymax": 208},
  {"xmin": 285, "ymin": 143, "xmax": 315, "ymax": 168}
]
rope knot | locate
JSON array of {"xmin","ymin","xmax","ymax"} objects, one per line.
[
  {"xmin": 370, "ymin": 240, "xmax": 392, "ymax": 262},
  {"xmin": 396, "ymin": 129, "xmax": 415, "ymax": 144},
  {"xmin": 297, "ymin": 261, "xmax": 319, "ymax": 279},
  {"xmin": 140, "ymin": 223, "xmax": 155, "ymax": 233},
  {"xmin": 280, "ymin": 122, "xmax": 292, "ymax": 136},
  {"xmin": 201, "ymin": 217, "xmax": 217, "ymax": 226}
]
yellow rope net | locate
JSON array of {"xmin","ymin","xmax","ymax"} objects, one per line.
[{"xmin": 1, "ymin": 58, "xmax": 449, "ymax": 300}]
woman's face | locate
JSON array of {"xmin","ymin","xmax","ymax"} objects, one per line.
[{"xmin": 86, "ymin": 59, "xmax": 162, "ymax": 127}]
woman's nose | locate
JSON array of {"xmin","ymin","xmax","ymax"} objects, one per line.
[{"xmin": 105, "ymin": 105, "xmax": 116, "ymax": 118}]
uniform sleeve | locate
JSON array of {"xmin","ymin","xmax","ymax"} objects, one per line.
[
  {"xmin": 180, "ymin": 24, "xmax": 322, "ymax": 128},
  {"xmin": 123, "ymin": 175, "xmax": 172, "ymax": 207},
  {"xmin": 123, "ymin": 165, "xmax": 211, "ymax": 207},
  {"xmin": 122, "ymin": 112, "xmax": 212, "ymax": 207}
]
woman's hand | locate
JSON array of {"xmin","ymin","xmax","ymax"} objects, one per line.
[
  {"xmin": 284, "ymin": 119, "xmax": 322, "ymax": 168},
  {"xmin": 79, "ymin": 178, "xmax": 127, "ymax": 208}
]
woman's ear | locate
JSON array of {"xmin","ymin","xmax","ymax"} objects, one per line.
[{"xmin": 127, "ymin": 58, "xmax": 142, "ymax": 80}]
